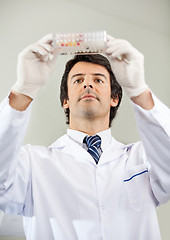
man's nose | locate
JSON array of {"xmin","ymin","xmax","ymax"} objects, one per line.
[
  {"xmin": 83, "ymin": 78, "xmax": 94, "ymax": 89},
  {"xmin": 84, "ymin": 84, "xmax": 93, "ymax": 89}
]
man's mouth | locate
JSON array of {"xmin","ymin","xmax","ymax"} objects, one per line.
[{"xmin": 80, "ymin": 94, "xmax": 97, "ymax": 100}]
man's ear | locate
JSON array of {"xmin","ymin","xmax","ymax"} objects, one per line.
[
  {"xmin": 110, "ymin": 95, "xmax": 119, "ymax": 107},
  {"xmin": 63, "ymin": 99, "xmax": 69, "ymax": 109}
]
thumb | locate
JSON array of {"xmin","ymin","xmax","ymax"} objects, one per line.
[{"xmin": 38, "ymin": 33, "xmax": 54, "ymax": 45}]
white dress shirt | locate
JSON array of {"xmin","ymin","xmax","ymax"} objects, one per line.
[{"xmin": 0, "ymin": 93, "xmax": 170, "ymax": 240}]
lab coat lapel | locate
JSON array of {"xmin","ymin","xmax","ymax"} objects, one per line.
[
  {"xmin": 50, "ymin": 135, "xmax": 129, "ymax": 165},
  {"xmin": 65, "ymin": 138, "xmax": 94, "ymax": 162},
  {"xmin": 50, "ymin": 134, "xmax": 96, "ymax": 165},
  {"xmin": 98, "ymin": 137, "xmax": 128, "ymax": 165}
]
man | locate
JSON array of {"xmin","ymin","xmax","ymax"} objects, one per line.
[{"xmin": 0, "ymin": 33, "xmax": 170, "ymax": 240}]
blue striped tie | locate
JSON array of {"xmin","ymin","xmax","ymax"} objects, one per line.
[{"xmin": 83, "ymin": 135, "xmax": 102, "ymax": 164}]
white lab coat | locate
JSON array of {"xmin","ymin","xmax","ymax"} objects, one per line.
[{"xmin": 0, "ymin": 93, "xmax": 170, "ymax": 240}]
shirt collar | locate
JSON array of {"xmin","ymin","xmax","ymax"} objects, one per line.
[{"xmin": 67, "ymin": 128, "xmax": 112, "ymax": 152}]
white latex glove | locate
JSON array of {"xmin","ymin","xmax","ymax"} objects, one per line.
[
  {"xmin": 12, "ymin": 34, "xmax": 59, "ymax": 99},
  {"xmin": 105, "ymin": 35, "xmax": 148, "ymax": 98}
]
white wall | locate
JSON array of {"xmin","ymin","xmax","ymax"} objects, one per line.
[{"xmin": 0, "ymin": 0, "xmax": 170, "ymax": 239}]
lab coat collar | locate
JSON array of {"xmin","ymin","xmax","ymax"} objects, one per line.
[
  {"xmin": 50, "ymin": 129, "xmax": 129, "ymax": 165},
  {"xmin": 66, "ymin": 128, "xmax": 112, "ymax": 152}
]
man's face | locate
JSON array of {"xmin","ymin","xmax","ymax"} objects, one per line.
[{"xmin": 63, "ymin": 61, "xmax": 118, "ymax": 125}]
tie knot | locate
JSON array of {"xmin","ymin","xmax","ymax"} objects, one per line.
[{"xmin": 84, "ymin": 135, "xmax": 101, "ymax": 149}]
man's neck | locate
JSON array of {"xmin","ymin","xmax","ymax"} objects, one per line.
[{"xmin": 69, "ymin": 117, "xmax": 109, "ymax": 136}]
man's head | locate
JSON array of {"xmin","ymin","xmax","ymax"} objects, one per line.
[{"xmin": 60, "ymin": 54, "xmax": 122, "ymax": 127}]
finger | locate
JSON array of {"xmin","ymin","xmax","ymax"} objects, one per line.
[
  {"xmin": 19, "ymin": 45, "xmax": 48, "ymax": 59},
  {"xmin": 48, "ymin": 53, "xmax": 54, "ymax": 60},
  {"xmin": 39, "ymin": 43, "xmax": 54, "ymax": 53},
  {"xmin": 107, "ymin": 47, "xmax": 133, "ymax": 62},
  {"xmin": 46, "ymin": 48, "xmax": 60, "ymax": 61},
  {"xmin": 106, "ymin": 44, "xmax": 130, "ymax": 55},
  {"xmin": 106, "ymin": 39, "xmax": 132, "ymax": 50},
  {"xmin": 35, "ymin": 45, "xmax": 59, "ymax": 62},
  {"xmin": 34, "ymin": 53, "xmax": 49, "ymax": 62},
  {"xmin": 31, "ymin": 45, "xmax": 49, "ymax": 56},
  {"xmin": 106, "ymin": 34, "xmax": 115, "ymax": 42},
  {"xmin": 106, "ymin": 39, "xmax": 136, "ymax": 59},
  {"xmin": 23, "ymin": 44, "xmax": 51, "ymax": 62},
  {"xmin": 38, "ymin": 33, "xmax": 54, "ymax": 44}
]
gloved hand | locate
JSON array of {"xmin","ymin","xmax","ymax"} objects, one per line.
[
  {"xmin": 12, "ymin": 34, "xmax": 58, "ymax": 99},
  {"xmin": 105, "ymin": 35, "xmax": 148, "ymax": 98}
]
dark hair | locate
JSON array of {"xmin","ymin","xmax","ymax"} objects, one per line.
[{"xmin": 60, "ymin": 54, "xmax": 122, "ymax": 127}]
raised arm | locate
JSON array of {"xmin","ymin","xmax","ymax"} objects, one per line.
[
  {"xmin": 105, "ymin": 35, "xmax": 170, "ymax": 203},
  {"xmin": 0, "ymin": 33, "xmax": 58, "ymax": 192}
]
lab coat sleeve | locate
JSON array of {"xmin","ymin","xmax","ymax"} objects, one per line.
[
  {"xmin": 0, "ymin": 96, "xmax": 32, "ymax": 214},
  {"xmin": 133, "ymin": 93, "xmax": 170, "ymax": 204}
]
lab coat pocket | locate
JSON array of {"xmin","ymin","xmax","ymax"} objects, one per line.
[{"xmin": 124, "ymin": 164, "xmax": 149, "ymax": 211}]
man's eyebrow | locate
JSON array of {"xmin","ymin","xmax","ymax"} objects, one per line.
[
  {"xmin": 71, "ymin": 73, "xmax": 85, "ymax": 80},
  {"xmin": 92, "ymin": 73, "xmax": 107, "ymax": 79},
  {"xmin": 70, "ymin": 73, "xmax": 107, "ymax": 80}
]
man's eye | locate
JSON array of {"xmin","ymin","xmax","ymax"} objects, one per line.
[
  {"xmin": 74, "ymin": 79, "xmax": 83, "ymax": 84},
  {"xmin": 95, "ymin": 79, "xmax": 103, "ymax": 83}
]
